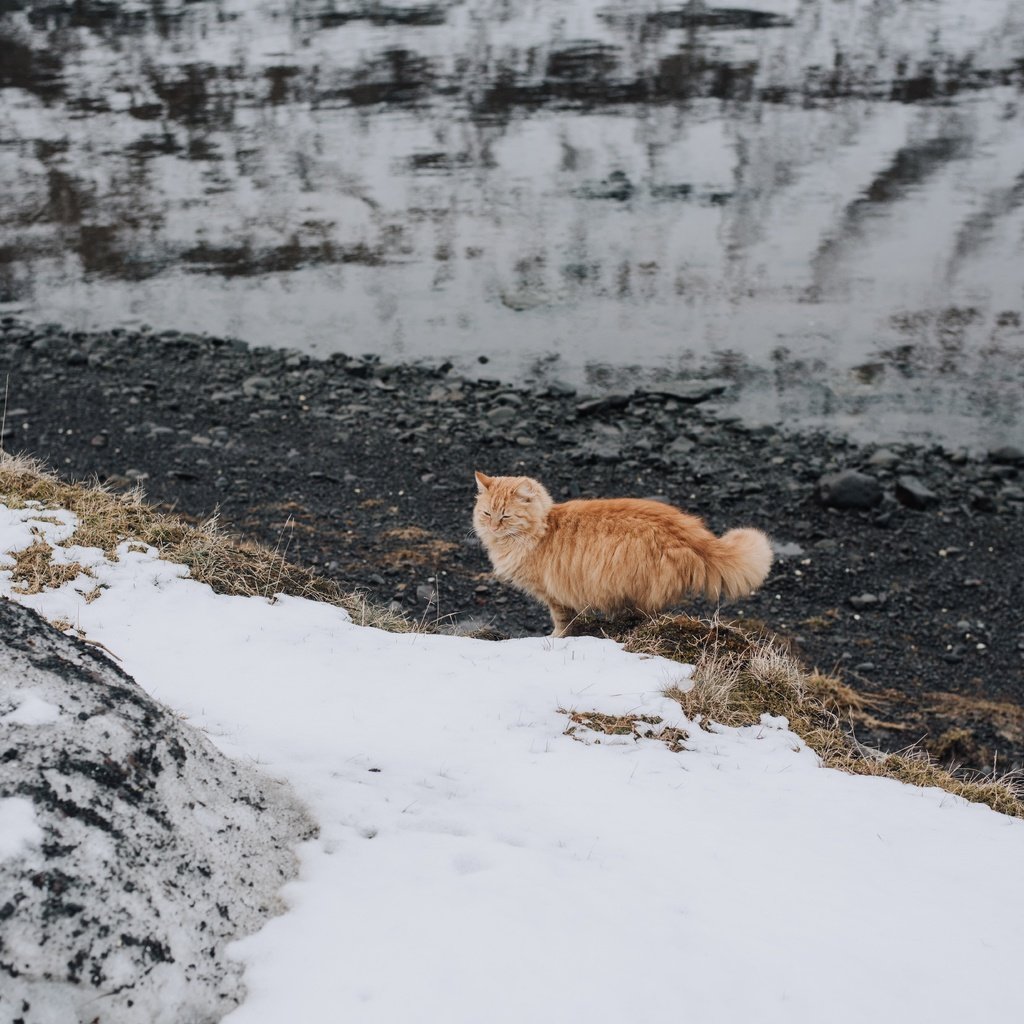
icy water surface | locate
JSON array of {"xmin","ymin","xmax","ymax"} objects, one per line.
[{"xmin": 1, "ymin": 0, "xmax": 1023, "ymax": 446}]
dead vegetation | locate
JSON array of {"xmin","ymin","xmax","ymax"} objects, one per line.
[
  {"xmin": 2, "ymin": 452, "xmax": 1020, "ymax": 818},
  {"xmin": 0, "ymin": 453, "xmax": 414, "ymax": 632},
  {"xmin": 8, "ymin": 531, "xmax": 93, "ymax": 594},
  {"xmin": 561, "ymin": 709, "xmax": 689, "ymax": 752},
  {"xmin": 609, "ymin": 613, "xmax": 1022, "ymax": 819}
]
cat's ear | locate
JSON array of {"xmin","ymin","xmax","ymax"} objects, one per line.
[
  {"xmin": 514, "ymin": 476, "xmax": 540, "ymax": 501},
  {"xmin": 474, "ymin": 471, "xmax": 493, "ymax": 493}
]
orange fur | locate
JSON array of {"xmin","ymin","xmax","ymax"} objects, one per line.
[{"xmin": 473, "ymin": 471, "xmax": 773, "ymax": 636}]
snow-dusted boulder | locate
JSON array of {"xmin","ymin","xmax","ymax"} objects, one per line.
[{"xmin": 0, "ymin": 598, "xmax": 315, "ymax": 1024}]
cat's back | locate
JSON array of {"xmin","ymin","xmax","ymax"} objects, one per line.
[{"xmin": 547, "ymin": 496, "xmax": 705, "ymax": 537}]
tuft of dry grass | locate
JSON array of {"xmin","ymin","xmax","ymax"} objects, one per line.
[
  {"xmin": 616, "ymin": 612, "xmax": 1023, "ymax": 819},
  {"xmin": 8, "ymin": 531, "xmax": 93, "ymax": 594},
  {"xmin": 561, "ymin": 709, "xmax": 688, "ymax": 751},
  {"xmin": 0, "ymin": 453, "xmax": 415, "ymax": 632}
]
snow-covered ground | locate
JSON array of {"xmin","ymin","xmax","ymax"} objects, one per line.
[{"xmin": 2, "ymin": 501, "xmax": 1023, "ymax": 1023}]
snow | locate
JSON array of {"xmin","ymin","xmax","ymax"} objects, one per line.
[
  {"xmin": 2, "ymin": 502, "xmax": 1023, "ymax": 1023},
  {"xmin": 0, "ymin": 689, "xmax": 60, "ymax": 725},
  {"xmin": 0, "ymin": 798, "xmax": 42, "ymax": 863}
]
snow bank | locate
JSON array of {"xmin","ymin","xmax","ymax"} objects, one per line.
[
  {"xmin": 1, "ymin": 502, "xmax": 1023, "ymax": 1024},
  {"xmin": 0, "ymin": 597, "xmax": 314, "ymax": 1024}
]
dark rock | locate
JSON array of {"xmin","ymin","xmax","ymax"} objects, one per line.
[
  {"xmin": 663, "ymin": 436, "xmax": 696, "ymax": 456},
  {"xmin": 0, "ymin": 599, "xmax": 313, "ymax": 1024},
  {"xmin": 575, "ymin": 394, "xmax": 632, "ymax": 417},
  {"xmin": 485, "ymin": 407, "xmax": 517, "ymax": 427},
  {"xmin": 894, "ymin": 476, "xmax": 938, "ymax": 510},
  {"xmin": 639, "ymin": 380, "xmax": 729, "ymax": 404},
  {"xmin": 817, "ymin": 469, "xmax": 882, "ymax": 510},
  {"xmin": 989, "ymin": 445, "xmax": 1024, "ymax": 466}
]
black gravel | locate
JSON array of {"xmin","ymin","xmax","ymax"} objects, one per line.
[{"xmin": 3, "ymin": 318, "xmax": 1023, "ymax": 771}]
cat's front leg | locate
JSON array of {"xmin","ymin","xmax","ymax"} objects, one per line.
[{"xmin": 547, "ymin": 602, "xmax": 577, "ymax": 637}]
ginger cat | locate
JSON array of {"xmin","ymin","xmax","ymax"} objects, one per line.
[{"xmin": 473, "ymin": 472, "xmax": 773, "ymax": 636}]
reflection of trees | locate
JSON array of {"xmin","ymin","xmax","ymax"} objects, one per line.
[{"xmin": 0, "ymin": 0, "xmax": 1022, "ymax": 303}]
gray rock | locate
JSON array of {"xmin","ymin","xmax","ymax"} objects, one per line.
[
  {"xmin": 666, "ymin": 436, "xmax": 695, "ymax": 456},
  {"xmin": 485, "ymin": 406, "xmax": 517, "ymax": 427},
  {"xmin": 0, "ymin": 599, "xmax": 314, "ymax": 1024},
  {"xmin": 867, "ymin": 448, "xmax": 900, "ymax": 468},
  {"xmin": 848, "ymin": 593, "xmax": 879, "ymax": 609},
  {"xmin": 639, "ymin": 380, "xmax": 729, "ymax": 404},
  {"xmin": 817, "ymin": 469, "xmax": 882, "ymax": 510},
  {"xmin": 989, "ymin": 445, "xmax": 1024, "ymax": 466},
  {"xmin": 895, "ymin": 475, "xmax": 938, "ymax": 510},
  {"xmin": 241, "ymin": 374, "xmax": 274, "ymax": 397},
  {"xmin": 771, "ymin": 540, "xmax": 805, "ymax": 559},
  {"xmin": 575, "ymin": 394, "xmax": 632, "ymax": 416}
]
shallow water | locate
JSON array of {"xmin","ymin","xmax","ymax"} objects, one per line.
[{"xmin": 1, "ymin": 0, "xmax": 1023, "ymax": 447}]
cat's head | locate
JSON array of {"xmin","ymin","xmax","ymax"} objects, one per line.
[{"xmin": 473, "ymin": 472, "xmax": 553, "ymax": 542}]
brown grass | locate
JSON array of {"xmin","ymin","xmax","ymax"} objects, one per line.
[
  {"xmin": 0, "ymin": 453, "xmax": 415, "ymax": 632},
  {"xmin": 614, "ymin": 613, "xmax": 1023, "ymax": 819},
  {"xmin": 8, "ymin": 532, "xmax": 93, "ymax": 594},
  {"xmin": 561, "ymin": 709, "xmax": 688, "ymax": 752}
]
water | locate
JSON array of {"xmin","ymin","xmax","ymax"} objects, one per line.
[{"xmin": 2, "ymin": 0, "xmax": 1023, "ymax": 447}]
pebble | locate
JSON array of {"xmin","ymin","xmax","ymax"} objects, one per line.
[
  {"xmin": 575, "ymin": 394, "xmax": 631, "ymax": 416},
  {"xmin": 894, "ymin": 475, "xmax": 938, "ymax": 510},
  {"xmin": 817, "ymin": 469, "xmax": 882, "ymax": 510},
  {"xmin": 486, "ymin": 407, "xmax": 517, "ymax": 426},
  {"xmin": 989, "ymin": 445, "xmax": 1024, "ymax": 466},
  {"xmin": 848, "ymin": 593, "xmax": 880, "ymax": 609},
  {"xmin": 639, "ymin": 380, "xmax": 729, "ymax": 404},
  {"xmin": 867, "ymin": 448, "xmax": 900, "ymax": 468}
]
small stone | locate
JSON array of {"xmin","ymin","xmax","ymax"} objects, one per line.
[
  {"xmin": 989, "ymin": 445, "xmax": 1024, "ymax": 466},
  {"xmin": 894, "ymin": 476, "xmax": 938, "ymax": 510},
  {"xmin": 575, "ymin": 394, "xmax": 631, "ymax": 416},
  {"xmin": 772, "ymin": 541, "xmax": 805, "ymax": 558},
  {"xmin": 848, "ymin": 593, "xmax": 879, "ymax": 609},
  {"xmin": 817, "ymin": 470, "xmax": 882, "ymax": 510},
  {"xmin": 241, "ymin": 375, "xmax": 273, "ymax": 397},
  {"xmin": 89, "ymin": 434, "xmax": 108, "ymax": 448},
  {"xmin": 867, "ymin": 448, "xmax": 900, "ymax": 468},
  {"xmin": 640, "ymin": 380, "xmax": 729, "ymax": 404},
  {"xmin": 485, "ymin": 407, "xmax": 517, "ymax": 427}
]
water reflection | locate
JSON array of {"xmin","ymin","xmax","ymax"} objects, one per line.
[{"xmin": 1, "ymin": 0, "xmax": 1023, "ymax": 445}]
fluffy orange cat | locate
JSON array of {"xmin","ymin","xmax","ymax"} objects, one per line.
[{"xmin": 473, "ymin": 472, "xmax": 773, "ymax": 636}]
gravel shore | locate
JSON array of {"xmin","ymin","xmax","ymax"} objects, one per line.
[{"xmin": 3, "ymin": 318, "xmax": 1022, "ymax": 772}]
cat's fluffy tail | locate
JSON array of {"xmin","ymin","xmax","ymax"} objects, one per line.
[{"xmin": 705, "ymin": 528, "xmax": 773, "ymax": 601}]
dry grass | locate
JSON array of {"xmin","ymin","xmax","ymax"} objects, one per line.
[
  {"xmin": 616, "ymin": 613, "xmax": 1023, "ymax": 819},
  {"xmin": 0, "ymin": 453, "xmax": 415, "ymax": 633},
  {"xmin": 8, "ymin": 532, "xmax": 93, "ymax": 594},
  {"xmin": 561, "ymin": 709, "xmax": 688, "ymax": 752}
]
